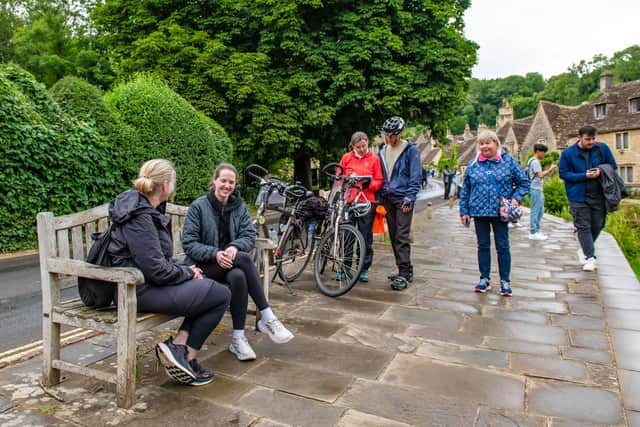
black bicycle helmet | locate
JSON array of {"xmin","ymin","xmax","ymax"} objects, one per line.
[{"xmin": 382, "ymin": 116, "xmax": 405, "ymax": 136}]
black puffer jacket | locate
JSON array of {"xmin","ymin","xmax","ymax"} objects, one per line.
[{"xmin": 107, "ymin": 189, "xmax": 193, "ymax": 288}]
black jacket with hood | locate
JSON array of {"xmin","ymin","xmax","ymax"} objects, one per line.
[
  {"xmin": 107, "ymin": 189, "xmax": 194, "ymax": 290},
  {"xmin": 182, "ymin": 189, "xmax": 256, "ymax": 267}
]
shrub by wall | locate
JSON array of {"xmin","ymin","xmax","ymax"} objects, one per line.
[
  {"xmin": 104, "ymin": 75, "xmax": 232, "ymax": 204},
  {"xmin": 0, "ymin": 64, "xmax": 121, "ymax": 252}
]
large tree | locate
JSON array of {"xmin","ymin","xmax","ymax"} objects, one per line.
[{"xmin": 93, "ymin": 0, "xmax": 477, "ymax": 186}]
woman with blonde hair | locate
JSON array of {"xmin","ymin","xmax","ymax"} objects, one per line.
[
  {"xmin": 108, "ymin": 159, "xmax": 231, "ymax": 386},
  {"xmin": 459, "ymin": 131, "xmax": 529, "ymax": 296}
]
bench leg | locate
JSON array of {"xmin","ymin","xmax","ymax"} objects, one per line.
[
  {"xmin": 42, "ymin": 316, "xmax": 61, "ymax": 386},
  {"xmin": 116, "ymin": 283, "xmax": 137, "ymax": 408}
]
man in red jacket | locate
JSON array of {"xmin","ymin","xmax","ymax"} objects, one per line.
[{"xmin": 339, "ymin": 131, "xmax": 384, "ymax": 282}]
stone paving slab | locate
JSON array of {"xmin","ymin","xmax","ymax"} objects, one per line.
[{"xmin": 1, "ymin": 203, "xmax": 639, "ymax": 425}]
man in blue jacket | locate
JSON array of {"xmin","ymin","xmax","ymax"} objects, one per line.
[
  {"xmin": 559, "ymin": 125, "xmax": 617, "ymax": 272},
  {"xmin": 379, "ymin": 116, "xmax": 423, "ymax": 290}
]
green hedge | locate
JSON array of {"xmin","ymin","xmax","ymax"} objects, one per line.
[
  {"xmin": 104, "ymin": 75, "xmax": 232, "ymax": 204},
  {"xmin": 50, "ymin": 76, "xmax": 114, "ymax": 136},
  {"xmin": 0, "ymin": 64, "xmax": 121, "ymax": 252}
]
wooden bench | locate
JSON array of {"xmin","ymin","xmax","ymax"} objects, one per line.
[{"xmin": 36, "ymin": 203, "xmax": 274, "ymax": 408}]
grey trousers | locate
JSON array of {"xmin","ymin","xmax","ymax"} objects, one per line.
[{"xmin": 570, "ymin": 200, "xmax": 607, "ymax": 259}]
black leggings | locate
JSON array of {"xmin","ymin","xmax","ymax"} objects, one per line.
[
  {"xmin": 137, "ymin": 278, "xmax": 231, "ymax": 350},
  {"xmin": 200, "ymin": 252, "xmax": 269, "ymax": 330}
]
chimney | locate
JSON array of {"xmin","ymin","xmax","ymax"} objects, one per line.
[{"xmin": 600, "ymin": 71, "xmax": 613, "ymax": 92}]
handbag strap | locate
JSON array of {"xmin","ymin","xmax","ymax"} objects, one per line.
[{"xmin": 481, "ymin": 161, "xmax": 502, "ymax": 199}]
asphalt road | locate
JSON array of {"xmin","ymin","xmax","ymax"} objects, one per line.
[{"xmin": 0, "ymin": 181, "xmax": 445, "ymax": 355}]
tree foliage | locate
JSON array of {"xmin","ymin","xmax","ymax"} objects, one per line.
[
  {"xmin": 103, "ymin": 74, "xmax": 232, "ymax": 204},
  {"xmin": 92, "ymin": 0, "xmax": 478, "ymax": 186}
]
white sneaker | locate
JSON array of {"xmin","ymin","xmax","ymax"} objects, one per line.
[
  {"xmin": 229, "ymin": 335, "xmax": 256, "ymax": 361},
  {"xmin": 583, "ymin": 257, "xmax": 597, "ymax": 272},
  {"xmin": 258, "ymin": 318, "xmax": 294, "ymax": 344},
  {"xmin": 528, "ymin": 232, "xmax": 548, "ymax": 241}
]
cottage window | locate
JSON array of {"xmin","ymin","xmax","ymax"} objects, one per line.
[
  {"xmin": 616, "ymin": 132, "xmax": 629, "ymax": 150},
  {"xmin": 630, "ymin": 97, "xmax": 640, "ymax": 113},
  {"xmin": 628, "ymin": 166, "xmax": 634, "ymax": 183},
  {"xmin": 594, "ymin": 104, "xmax": 607, "ymax": 119}
]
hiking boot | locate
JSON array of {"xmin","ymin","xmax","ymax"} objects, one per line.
[
  {"xmin": 258, "ymin": 318, "xmax": 294, "ymax": 344},
  {"xmin": 188, "ymin": 358, "xmax": 214, "ymax": 386},
  {"xmin": 388, "ymin": 273, "xmax": 413, "ymax": 283},
  {"xmin": 229, "ymin": 335, "xmax": 257, "ymax": 361},
  {"xmin": 390, "ymin": 276, "xmax": 409, "ymax": 291},
  {"xmin": 156, "ymin": 337, "xmax": 196, "ymax": 384},
  {"xmin": 359, "ymin": 271, "xmax": 369, "ymax": 282},
  {"xmin": 500, "ymin": 280, "xmax": 513, "ymax": 297},
  {"xmin": 474, "ymin": 278, "xmax": 491, "ymax": 293},
  {"xmin": 583, "ymin": 257, "xmax": 597, "ymax": 272}
]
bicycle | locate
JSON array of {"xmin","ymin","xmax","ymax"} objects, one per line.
[
  {"xmin": 245, "ymin": 164, "xmax": 315, "ymax": 294},
  {"xmin": 312, "ymin": 163, "xmax": 371, "ymax": 297}
]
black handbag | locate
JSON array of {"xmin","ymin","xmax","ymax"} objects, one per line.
[{"xmin": 78, "ymin": 227, "xmax": 116, "ymax": 308}]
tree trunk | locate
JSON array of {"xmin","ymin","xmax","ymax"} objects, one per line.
[{"xmin": 293, "ymin": 151, "xmax": 312, "ymax": 189}]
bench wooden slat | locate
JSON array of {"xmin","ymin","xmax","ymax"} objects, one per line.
[
  {"xmin": 71, "ymin": 226, "xmax": 84, "ymax": 260},
  {"xmin": 52, "ymin": 360, "xmax": 116, "ymax": 384},
  {"xmin": 56, "ymin": 229, "xmax": 69, "ymax": 259},
  {"xmin": 54, "ymin": 205, "xmax": 109, "ymax": 229},
  {"xmin": 85, "ymin": 222, "xmax": 96, "ymax": 248}
]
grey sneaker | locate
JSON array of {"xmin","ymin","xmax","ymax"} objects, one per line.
[
  {"xmin": 229, "ymin": 335, "xmax": 257, "ymax": 361},
  {"xmin": 258, "ymin": 318, "xmax": 294, "ymax": 344}
]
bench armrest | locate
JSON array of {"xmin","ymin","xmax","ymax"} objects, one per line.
[{"xmin": 46, "ymin": 258, "xmax": 145, "ymax": 286}]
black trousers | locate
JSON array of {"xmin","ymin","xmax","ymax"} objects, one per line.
[
  {"xmin": 137, "ymin": 278, "xmax": 231, "ymax": 350},
  {"xmin": 200, "ymin": 252, "xmax": 269, "ymax": 330},
  {"xmin": 353, "ymin": 205, "xmax": 376, "ymax": 272},
  {"xmin": 444, "ymin": 182, "xmax": 452, "ymax": 199},
  {"xmin": 382, "ymin": 197, "xmax": 414, "ymax": 277},
  {"xmin": 570, "ymin": 199, "xmax": 607, "ymax": 259}
]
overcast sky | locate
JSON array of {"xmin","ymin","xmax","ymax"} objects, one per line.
[{"xmin": 464, "ymin": 0, "xmax": 639, "ymax": 80}]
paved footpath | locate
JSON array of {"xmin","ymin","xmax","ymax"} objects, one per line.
[{"xmin": 1, "ymin": 205, "xmax": 639, "ymax": 426}]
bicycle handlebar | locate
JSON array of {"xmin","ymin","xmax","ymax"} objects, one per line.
[
  {"xmin": 245, "ymin": 164, "xmax": 269, "ymax": 183},
  {"xmin": 322, "ymin": 162, "xmax": 344, "ymax": 180}
]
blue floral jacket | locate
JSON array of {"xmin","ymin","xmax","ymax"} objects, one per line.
[{"xmin": 459, "ymin": 154, "xmax": 530, "ymax": 217}]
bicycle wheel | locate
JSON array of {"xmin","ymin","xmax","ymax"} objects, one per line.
[
  {"xmin": 313, "ymin": 223, "xmax": 365, "ymax": 297},
  {"xmin": 276, "ymin": 221, "xmax": 312, "ymax": 283}
]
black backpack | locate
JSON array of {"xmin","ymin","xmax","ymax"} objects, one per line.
[{"xmin": 78, "ymin": 227, "xmax": 116, "ymax": 308}]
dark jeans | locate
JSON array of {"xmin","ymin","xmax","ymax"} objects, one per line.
[
  {"xmin": 570, "ymin": 200, "xmax": 607, "ymax": 259},
  {"xmin": 382, "ymin": 197, "xmax": 413, "ymax": 277},
  {"xmin": 474, "ymin": 217, "xmax": 511, "ymax": 283},
  {"xmin": 137, "ymin": 278, "xmax": 231, "ymax": 350},
  {"xmin": 200, "ymin": 252, "xmax": 269, "ymax": 330},
  {"xmin": 353, "ymin": 205, "xmax": 375, "ymax": 271},
  {"xmin": 444, "ymin": 182, "xmax": 452, "ymax": 199}
]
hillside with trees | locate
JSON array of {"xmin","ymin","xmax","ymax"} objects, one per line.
[{"xmin": 450, "ymin": 45, "xmax": 640, "ymax": 134}]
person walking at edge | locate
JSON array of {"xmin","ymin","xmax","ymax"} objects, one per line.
[
  {"xmin": 459, "ymin": 131, "xmax": 529, "ymax": 296},
  {"xmin": 340, "ymin": 131, "xmax": 384, "ymax": 283},
  {"xmin": 378, "ymin": 116, "xmax": 422, "ymax": 290},
  {"xmin": 559, "ymin": 125, "xmax": 617, "ymax": 272},
  {"xmin": 526, "ymin": 143, "xmax": 557, "ymax": 240}
]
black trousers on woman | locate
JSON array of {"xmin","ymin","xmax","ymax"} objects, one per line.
[
  {"xmin": 137, "ymin": 278, "xmax": 231, "ymax": 350},
  {"xmin": 200, "ymin": 252, "xmax": 269, "ymax": 330}
]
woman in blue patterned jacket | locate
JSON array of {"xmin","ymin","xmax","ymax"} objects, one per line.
[{"xmin": 459, "ymin": 131, "xmax": 529, "ymax": 296}]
